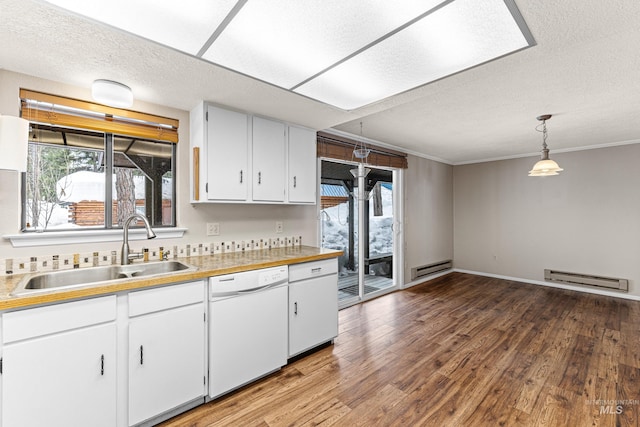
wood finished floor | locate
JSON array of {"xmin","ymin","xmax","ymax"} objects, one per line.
[{"xmin": 160, "ymin": 272, "xmax": 640, "ymax": 426}]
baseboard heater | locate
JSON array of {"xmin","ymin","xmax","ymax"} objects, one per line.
[
  {"xmin": 544, "ymin": 269, "xmax": 628, "ymax": 292},
  {"xmin": 411, "ymin": 260, "xmax": 452, "ymax": 280}
]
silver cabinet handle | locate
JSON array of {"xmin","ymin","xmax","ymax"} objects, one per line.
[
  {"xmin": 140, "ymin": 345, "xmax": 144, "ymax": 365},
  {"xmin": 240, "ymin": 170, "xmax": 243, "ymax": 184},
  {"xmin": 258, "ymin": 171, "xmax": 262, "ymax": 184},
  {"xmin": 294, "ymin": 301, "xmax": 298, "ymax": 315},
  {"xmin": 293, "ymin": 176, "xmax": 297, "ymax": 188},
  {"xmin": 100, "ymin": 354, "xmax": 104, "ymax": 376},
  {"xmin": 311, "ymin": 267, "xmax": 322, "ymax": 273}
]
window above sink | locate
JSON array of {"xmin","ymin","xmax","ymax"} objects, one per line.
[{"xmin": 19, "ymin": 89, "xmax": 179, "ymax": 234}]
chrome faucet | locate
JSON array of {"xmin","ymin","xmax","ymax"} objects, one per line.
[{"xmin": 121, "ymin": 213, "xmax": 156, "ymax": 265}]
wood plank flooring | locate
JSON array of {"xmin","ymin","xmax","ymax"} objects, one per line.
[{"xmin": 159, "ymin": 272, "xmax": 640, "ymax": 426}]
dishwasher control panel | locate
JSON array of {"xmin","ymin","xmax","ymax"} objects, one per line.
[
  {"xmin": 210, "ymin": 266, "xmax": 289, "ymax": 295},
  {"xmin": 258, "ymin": 267, "xmax": 288, "ymax": 287}
]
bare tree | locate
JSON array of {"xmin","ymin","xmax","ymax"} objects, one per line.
[
  {"xmin": 26, "ymin": 144, "xmax": 73, "ymax": 229},
  {"xmin": 372, "ymin": 182, "xmax": 383, "ymax": 217},
  {"xmin": 115, "ymin": 168, "xmax": 136, "ymax": 225}
]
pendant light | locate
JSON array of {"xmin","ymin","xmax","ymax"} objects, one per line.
[
  {"xmin": 528, "ymin": 114, "xmax": 563, "ymax": 177},
  {"xmin": 350, "ymin": 121, "xmax": 371, "ymax": 184}
]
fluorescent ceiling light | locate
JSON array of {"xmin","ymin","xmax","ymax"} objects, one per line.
[
  {"xmin": 295, "ymin": 0, "xmax": 531, "ymax": 110},
  {"xmin": 201, "ymin": 0, "xmax": 445, "ymax": 89},
  {"xmin": 43, "ymin": 0, "xmax": 238, "ymax": 54},
  {"xmin": 44, "ymin": 0, "xmax": 534, "ymax": 110}
]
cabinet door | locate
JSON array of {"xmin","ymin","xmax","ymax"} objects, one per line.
[
  {"xmin": 289, "ymin": 274, "xmax": 339, "ymax": 357},
  {"xmin": 206, "ymin": 105, "xmax": 249, "ymax": 201},
  {"xmin": 288, "ymin": 126, "xmax": 317, "ymax": 204},
  {"xmin": 129, "ymin": 303, "xmax": 205, "ymax": 426},
  {"xmin": 252, "ymin": 116, "xmax": 285, "ymax": 202},
  {"xmin": 2, "ymin": 323, "xmax": 117, "ymax": 427}
]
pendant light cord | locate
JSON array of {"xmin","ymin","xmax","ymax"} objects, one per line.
[{"xmin": 536, "ymin": 119, "xmax": 548, "ymax": 151}]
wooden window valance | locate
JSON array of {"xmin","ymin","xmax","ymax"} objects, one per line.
[
  {"xmin": 317, "ymin": 131, "xmax": 407, "ymax": 169},
  {"xmin": 19, "ymin": 89, "xmax": 179, "ymax": 143}
]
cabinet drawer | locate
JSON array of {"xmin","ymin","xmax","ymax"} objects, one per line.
[
  {"xmin": 3, "ymin": 295, "xmax": 116, "ymax": 343},
  {"xmin": 289, "ymin": 258, "xmax": 338, "ymax": 283},
  {"xmin": 129, "ymin": 281, "xmax": 204, "ymax": 317}
]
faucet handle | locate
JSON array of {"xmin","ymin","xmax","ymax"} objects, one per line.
[{"xmin": 128, "ymin": 252, "xmax": 144, "ymax": 261}]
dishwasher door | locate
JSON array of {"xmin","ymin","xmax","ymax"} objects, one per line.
[{"xmin": 209, "ymin": 284, "xmax": 288, "ymax": 398}]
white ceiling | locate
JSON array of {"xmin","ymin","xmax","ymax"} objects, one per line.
[{"xmin": 2, "ymin": 0, "xmax": 640, "ymax": 164}]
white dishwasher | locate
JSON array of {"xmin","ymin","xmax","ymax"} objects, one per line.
[{"xmin": 208, "ymin": 266, "xmax": 288, "ymax": 399}]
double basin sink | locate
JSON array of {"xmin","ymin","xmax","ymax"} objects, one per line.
[{"xmin": 11, "ymin": 261, "xmax": 197, "ymax": 296}]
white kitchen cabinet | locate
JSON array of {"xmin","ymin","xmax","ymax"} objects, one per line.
[
  {"xmin": 252, "ymin": 116, "xmax": 286, "ymax": 202},
  {"xmin": 190, "ymin": 102, "xmax": 317, "ymax": 204},
  {"xmin": 288, "ymin": 125, "xmax": 317, "ymax": 204},
  {"xmin": 288, "ymin": 259, "xmax": 339, "ymax": 357},
  {"xmin": 128, "ymin": 281, "xmax": 206, "ymax": 426},
  {"xmin": 1, "ymin": 296, "xmax": 117, "ymax": 427},
  {"xmin": 205, "ymin": 104, "xmax": 249, "ymax": 201}
]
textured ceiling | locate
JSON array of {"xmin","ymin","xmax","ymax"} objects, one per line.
[{"xmin": 2, "ymin": 0, "xmax": 640, "ymax": 164}]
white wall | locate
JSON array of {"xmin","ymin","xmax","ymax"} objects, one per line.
[
  {"xmin": 404, "ymin": 155, "xmax": 454, "ymax": 282},
  {"xmin": 453, "ymin": 144, "xmax": 640, "ymax": 297},
  {"xmin": 0, "ymin": 70, "xmax": 318, "ymax": 260}
]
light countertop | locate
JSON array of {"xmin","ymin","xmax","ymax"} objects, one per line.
[{"xmin": 0, "ymin": 246, "xmax": 342, "ymax": 311}]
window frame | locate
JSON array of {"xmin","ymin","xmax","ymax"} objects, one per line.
[{"xmin": 18, "ymin": 89, "xmax": 179, "ymax": 235}]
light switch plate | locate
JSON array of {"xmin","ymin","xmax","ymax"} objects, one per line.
[{"xmin": 207, "ymin": 222, "xmax": 220, "ymax": 236}]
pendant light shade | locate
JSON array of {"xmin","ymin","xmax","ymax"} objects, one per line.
[
  {"xmin": 91, "ymin": 79, "xmax": 134, "ymax": 108},
  {"xmin": 0, "ymin": 115, "xmax": 29, "ymax": 172},
  {"xmin": 528, "ymin": 114, "xmax": 563, "ymax": 177},
  {"xmin": 528, "ymin": 158, "xmax": 563, "ymax": 177}
]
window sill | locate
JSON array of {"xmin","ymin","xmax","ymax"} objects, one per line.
[{"xmin": 3, "ymin": 228, "xmax": 187, "ymax": 248}]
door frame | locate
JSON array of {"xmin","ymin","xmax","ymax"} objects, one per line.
[{"xmin": 317, "ymin": 158, "xmax": 404, "ymax": 309}]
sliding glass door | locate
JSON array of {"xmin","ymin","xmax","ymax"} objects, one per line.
[
  {"xmin": 320, "ymin": 159, "xmax": 398, "ymax": 306},
  {"xmin": 364, "ymin": 180, "xmax": 394, "ymax": 297}
]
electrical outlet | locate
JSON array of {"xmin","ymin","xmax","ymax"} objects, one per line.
[
  {"xmin": 275, "ymin": 221, "xmax": 283, "ymax": 233},
  {"xmin": 207, "ymin": 222, "xmax": 220, "ymax": 236}
]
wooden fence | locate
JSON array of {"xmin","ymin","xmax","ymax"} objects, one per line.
[{"xmin": 68, "ymin": 200, "xmax": 171, "ymax": 226}]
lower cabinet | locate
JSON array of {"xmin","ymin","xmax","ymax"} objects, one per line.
[
  {"xmin": 0, "ymin": 259, "xmax": 340, "ymax": 425},
  {"xmin": 288, "ymin": 259, "xmax": 339, "ymax": 357},
  {"xmin": 128, "ymin": 281, "xmax": 206, "ymax": 426},
  {"xmin": 1, "ymin": 296, "xmax": 117, "ymax": 427}
]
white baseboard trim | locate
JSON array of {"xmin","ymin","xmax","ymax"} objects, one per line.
[
  {"xmin": 453, "ymin": 269, "xmax": 640, "ymax": 302},
  {"xmin": 401, "ymin": 269, "xmax": 453, "ymax": 289}
]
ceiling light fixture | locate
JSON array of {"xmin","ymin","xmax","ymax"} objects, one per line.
[
  {"xmin": 45, "ymin": 0, "xmax": 534, "ymax": 111},
  {"xmin": 528, "ymin": 114, "xmax": 563, "ymax": 177},
  {"xmin": 0, "ymin": 115, "xmax": 29, "ymax": 172},
  {"xmin": 91, "ymin": 79, "xmax": 134, "ymax": 108}
]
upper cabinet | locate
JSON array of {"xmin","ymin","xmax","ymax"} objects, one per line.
[
  {"xmin": 288, "ymin": 126, "xmax": 317, "ymax": 204},
  {"xmin": 252, "ymin": 116, "xmax": 286, "ymax": 202},
  {"xmin": 191, "ymin": 102, "xmax": 316, "ymax": 205},
  {"xmin": 205, "ymin": 105, "xmax": 249, "ymax": 202}
]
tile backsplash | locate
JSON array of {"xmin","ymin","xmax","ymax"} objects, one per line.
[{"xmin": 2, "ymin": 235, "xmax": 302, "ymax": 276}]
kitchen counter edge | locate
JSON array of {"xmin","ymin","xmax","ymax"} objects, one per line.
[{"xmin": 0, "ymin": 246, "xmax": 343, "ymax": 311}]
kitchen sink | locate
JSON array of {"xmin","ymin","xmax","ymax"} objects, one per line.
[{"xmin": 11, "ymin": 261, "xmax": 197, "ymax": 296}]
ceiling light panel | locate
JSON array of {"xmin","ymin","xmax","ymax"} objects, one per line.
[
  {"xmin": 295, "ymin": 0, "xmax": 532, "ymax": 110},
  {"xmin": 43, "ymin": 0, "xmax": 237, "ymax": 54},
  {"xmin": 201, "ymin": 0, "xmax": 446, "ymax": 89}
]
